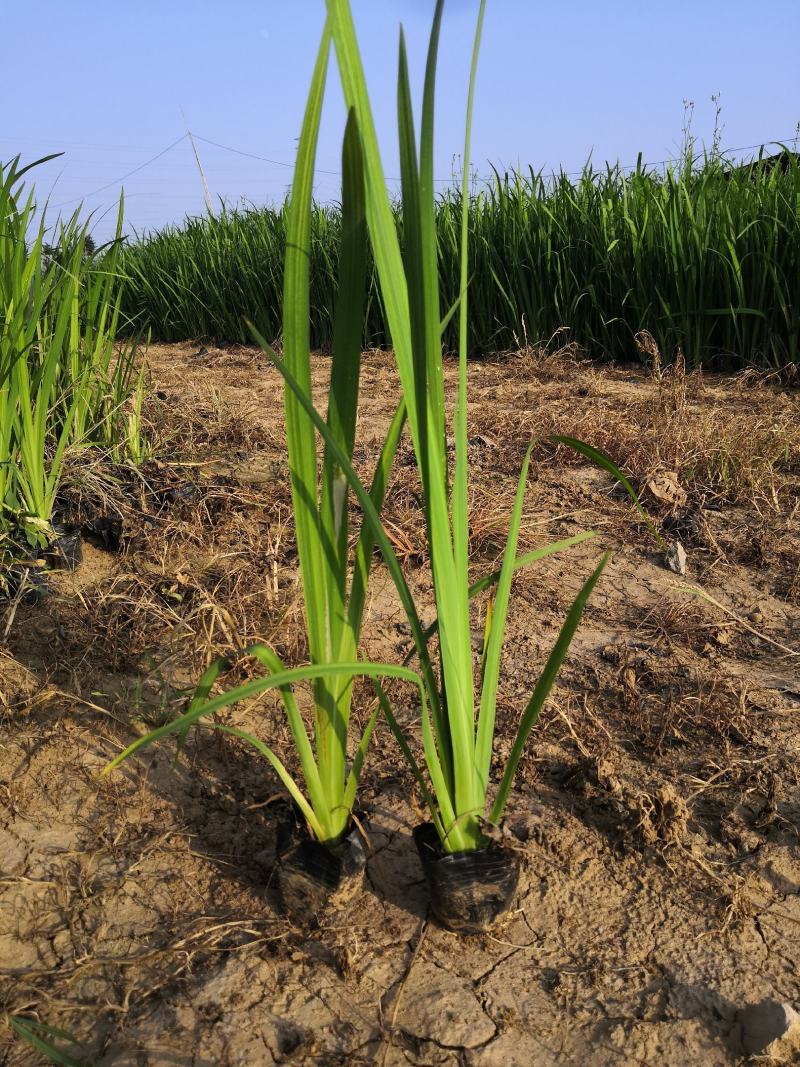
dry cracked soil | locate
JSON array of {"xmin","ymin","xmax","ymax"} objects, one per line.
[{"xmin": 1, "ymin": 343, "xmax": 799, "ymax": 1065}]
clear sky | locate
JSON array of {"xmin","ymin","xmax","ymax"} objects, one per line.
[{"xmin": 5, "ymin": 1, "xmax": 799, "ymax": 241}]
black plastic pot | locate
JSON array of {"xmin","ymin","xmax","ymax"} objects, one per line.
[
  {"xmin": 413, "ymin": 822, "xmax": 520, "ymax": 933},
  {"xmin": 45, "ymin": 523, "xmax": 83, "ymax": 571},
  {"xmin": 275, "ymin": 808, "xmax": 367, "ymax": 925},
  {"xmin": 165, "ymin": 482, "xmax": 201, "ymax": 507},
  {"xmin": 84, "ymin": 515, "xmax": 123, "ymax": 552},
  {"xmin": 5, "ymin": 563, "xmax": 51, "ymax": 604}
]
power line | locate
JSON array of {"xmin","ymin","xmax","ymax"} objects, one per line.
[
  {"xmin": 554, "ymin": 135, "xmax": 800, "ymax": 179},
  {"xmin": 30, "ymin": 127, "xmax": 800, "ymax": 223},
  {"xmin": 193, "ymin": 129, "xmax": 800, "ymax": 185},
  {"xmin": 0, "ymin": 135, "xmax": 184, "ymax": 152},
  {"xmin": 193, "ymin": 133, "xmax": 358, "ymax": 180},
  {"xmin": 49, "ymin": 134, "xmax": 188, "ymax": 209},
  {"xmin": 193, "ymin": 132, "xmax": 452, "ymax": 183}
]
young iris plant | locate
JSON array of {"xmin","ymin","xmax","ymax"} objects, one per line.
[
  {"xmin": 1, "ymin": 154, "xmax": 74, "ymax": 544},
  {"xmin": 106, "ymin": 0, "xmax": 623, "ymax": 857},
  {"xmin": 103, "ymin": 52, "xmax": 420, "ymax": 849},
  {"xmin": 334, "ymin": 0, "xmax": 610, "ymax": 852},
  {"xmin": 255, "ymin": 0, "xmax": 612, "ymax": 855},
  {"xmin": 0, "ymin": 155, "xmax": 144, "ymax": 552}
]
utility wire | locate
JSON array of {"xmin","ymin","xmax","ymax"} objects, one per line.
[
  {"xmin": 193, "ymin": 133, "xmax": 338, "ymax": 175},
  {"xmin": 28, "ymin": 128, "xmax": 800, "ymax": 222},
  {"xmin": 49, "ymin": 134, "xmax": 188, "ymax": 209},
  {"xmin": 193, "ymin": 132, "xmax": 451, "ymax": 183},
  {"xmin": 195, "ymin": 130, "xmax": 800, "ymax": 184},
  {"xmin": 558, "ymin": 135, "xmax": 800, "ymax": 178}
]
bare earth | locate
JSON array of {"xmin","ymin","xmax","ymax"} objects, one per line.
[{"xmin": 1, "ymin": 343, "xmax": 799, "ymax": 1066}]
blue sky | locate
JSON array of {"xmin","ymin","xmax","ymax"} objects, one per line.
[{"xmin": 5, "ymin": 1, "xmax": 798, "ymax": 240}]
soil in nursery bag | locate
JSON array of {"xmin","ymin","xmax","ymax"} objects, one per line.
[
  {"xmin": 3, "ymin": 538, "xmax": 55, "ymax": 604},
  {"xmin": 275, "ymin": 808, "xmax": 367, "ymax": 926},
  {"xmin": 45, "ymin": 523, "xmax": 83, "ymax": 571},
  {"xmin": 83, "ymin": 514, "xmax": 124, "ymax": 552},
  {"xmin": 413, "ymin": 821, "xmax": 520, "ymax": 932},
  {"xmin": 3, "ymin": 561, "xmax": 52, "ymax": 604},
  {"xmin": 164, "ymin": 482, "xmax": 201, "ymax": 508}
]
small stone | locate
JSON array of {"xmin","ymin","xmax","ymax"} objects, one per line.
[
  {"xmin": 664, "ymin": 541, "xmax": 687, "ymax": 575},
  {"xmin": 738, "ymin": 1000, "xmax": 800, "ymax": 1058}
]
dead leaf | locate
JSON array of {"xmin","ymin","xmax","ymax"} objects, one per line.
[{"xmin": 646, "ymin": 470, "xmax": 688, "ymax": 508}]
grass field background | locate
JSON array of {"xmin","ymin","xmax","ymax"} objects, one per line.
[{"xmin": 120, "ymin": 154, "xmax": 800, "ymax": 368}]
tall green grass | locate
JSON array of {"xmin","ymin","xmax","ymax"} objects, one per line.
[
  {"xmin": 121, "ymin": 151, "xmax": 799, "ymax": 367},
  {"xmin": 0, "ymin": 155, "xmax": 145, "ymax": 556},
  {"xmin": 104, "ymin": 51, "xmax": 416, "ymax": 847}
]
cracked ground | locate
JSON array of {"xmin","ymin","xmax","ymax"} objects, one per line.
[{"xmin": 1, "ymin": 343, "xmax": 799, "ymax": 1065}]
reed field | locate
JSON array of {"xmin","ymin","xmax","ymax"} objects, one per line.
[{"xmin": 121, "ymin": 153, "xmax": 800, "ymax": 368}]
